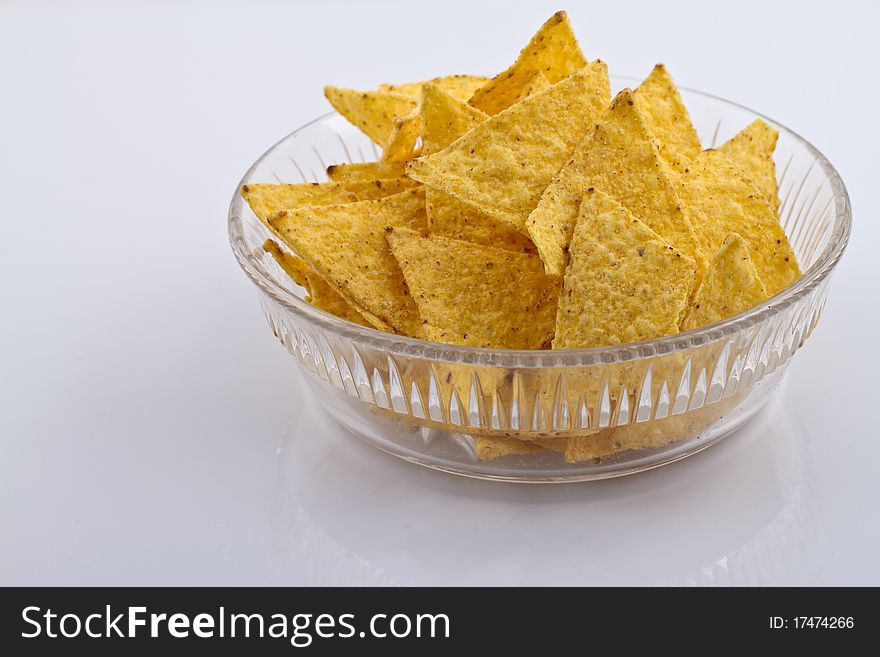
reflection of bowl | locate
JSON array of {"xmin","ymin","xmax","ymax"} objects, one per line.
[{"xmin": 229, "ymin": 79, "xmax": 851, "ymax": 482}]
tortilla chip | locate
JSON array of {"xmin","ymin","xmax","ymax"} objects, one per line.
[
  {"xmin": 386, "ymin": 229, "xmax": 560, "ymax": 349},
  {"xmin": 379, "ymin": 75, "xmax": 488, "ymax": 100},
  {"xmin": 564, "ymin": 429, "xmax": 617, "ymax": 463},
  {"xmin": 718, "ymin": 119, "xmax": 780, "ymax": 214},
  {"xmin": 407, "ymin": 62, "xmax": 610, "ymax": 233},
  {"xmin": 324, "ymin": 86, "xmax": 417, "ymax": 145},
  {"xmin": 241, "ymin": 179, "xmax": 416, "ymax": 223},
  {"xmin": 326, "ymin": 161, "xmax": 407, "ymax": 181},
  {"xmin": 263, "ymin": 240, "xmax": 370, "ymax": 326},
  {"xmin": 420, "ymin": 83, "xmax": 487, "ymax": 156},
  {"xmin": 516, "ymin": 70, "xmax": 552, "ymax": 101},
  {"xmin": 469, "ymin": 11, "xmax": 588, "ymax": 115},
  {"xmin": 553, "ymin": 189, "xmax": 695, "ymax": 349},
  {"xmin": 268, "ymin": 188, "xmax": 427, "ymax": 337},
  {"xmin": 426, "ymin": 188, "xmax": 536, "ymax": 253},
  {"xmin": 380, "ymin": 110, "xmax": 420, "ymax": 162},
  {"xmin": 527, "ymin": 88, "xmax": 706, "ymax": 280},
  {"xmin": 634, "ymin": 64, "xmax": 701, "ymax": 172},
  {"xmin": 676, "ymin": 149, "xmax": 800, "ymax": 296},
  {"xmin": 681, "ymin": 233, "xmax": 768, "ymax": 331}
]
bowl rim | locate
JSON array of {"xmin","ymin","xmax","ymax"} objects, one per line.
[{"xmin": 228, "ymin": 80, "xmax": 851, "ymax": 367}]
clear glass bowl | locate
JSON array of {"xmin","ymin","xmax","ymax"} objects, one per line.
[{"xmin": 228, "ymin": 78, "xmax": 851, "ymax": 482}]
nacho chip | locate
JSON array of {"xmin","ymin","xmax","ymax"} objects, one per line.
[
  {"xmin": 527, "ymin": 88, "xmax": 706, "ymax": 279},
  {"xmin": 407, "ymin": 62, "xmax": 610, "ymax": 233},
  {"xmin": 380, "ymin": 110, "xmax": 420, "ymax": 162},
  {"xmin": 324, "ymin": 86, "xmax": 417, "ymax": 145},
  {"xmin": 718, "ymin": 119, "xmax": 780, "ymax": 214},
  {"xmin": 268, "ymin": 188, "xmax": 428, "ymax": 337},
  {"xmin": 420, "ymin": 83, "xmax": 487, "ymax": 156},
  {"xmin": 516, "ymin": 70, "xmax": 552, "ymax": 101},
  {"xmin": 326, "ymin": 161, "xmax": 407, "ymax": 181},
  {"xmin": 681, "ymin": 233, "xmax": 768, "ymax": 331},
  {"xmin": 379, "ymin": 75, "xmax": 488, "ymax": 100},
  {"xmin": 676, "ymin": 149, "xmax": 800, "ymax": 296},
  {"xmin": 241, "ymin": 179, "xmax": 416, "ymax": 223},
  {"xmin": 426, "ymin": 188, "xmax": 536, "ymax": 253},
  {"xmin": 634, "ymin": 64, "xmax": 701, "ymax": 172},
  {"xmin": 469, "ymin": 11, "xmax": 588, "ymax": 115},
  {"xmin": 263, "ymin": 240, "xmax": 370, "ymax": 326},
  {"xmin": 386, "ymin": 229, "xmax": 559, "ymax": 349},
  {"xmin": 553, "ymin": 189, "xmax": 696, "ymax": 349}
]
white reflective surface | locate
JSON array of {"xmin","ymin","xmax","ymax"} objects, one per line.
[{"xmin": 1, "ymin": 0, "xmax": 878, "ymax": 585}]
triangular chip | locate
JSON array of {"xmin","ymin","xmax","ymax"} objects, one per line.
[
  {"xmin": 680, "ymin": 233, "xmax": 768, "ymax": 331},
  {"xmin": 324, "ymin": 86, "xmax": 417, "ymax": 145},
  {"xmin": 718, "ymin": 119, "xmax": 780, "ymax": 214},
  {"xmin": 634, "ymin": 64, "xmax": 701, "ymax": 172},
  {"xmin": 515, "ymin": 70, "xmax": 552, "ymax": 102},
  {"xmin": 420, "ymin": 83, "xmax": 487, "ymax": 156},
  {"xmin": 676, "ymin": 149, "xmax": 800, "ymax": 296},
  {"xmin": 386, "ymin": 229, "xmax": 559, "ymax": 349},
  {"xmin": 268, "ymin": 188, "xmax": 427, "ymax": 337},
  {"xmin": 263, "ymin": 240, "xmax": 369, "ymax": 326},
  {"xmin": 379, "ymin": 75, "xmax": 488, "ymax": 100},
  {"xmin": 527, "ymin": 88, "xmax": 706, "ymax": 280},
  {"xmin": 380, "ymin": 110, "xmax": 420, "ymax": 162},
  {"xmin": 326, "ymin": 161, "xmax": 406, "ymax": 181},
  {"xmin": 553, "ymin": 189, "xmax": 695, "ymax": 349},
  {"xmin": 407, "ymin": 62, "xmax": 610, "ymax": 233},
  {"xmin": 426, "ymin": 188, "xmax": 536, "ymax": 253},
  {"xmin": 469, "ymin": 11, "xmax": 588, "ymax": 115},
  {"xmin": 241, "ymin": 178, "xmax": 417, "ymax": 223}
]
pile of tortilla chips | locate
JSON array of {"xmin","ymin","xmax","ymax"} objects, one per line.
[{"xmin": 242, "ymin": 11, "xmax": 801, "ymax": 461}]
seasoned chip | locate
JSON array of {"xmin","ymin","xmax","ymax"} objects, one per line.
[
  {"xmin": 241, "ymin": 179, "xmax": 416, "ymax": 223},
  {"xmin": 635, "ymin": 64, "xmax": 701, "ymax": 172},
  {"xmin": 426, "ymin": 188, "xmax": 536, "ymax": 253},
  {"xmin": 681, "ymin": 233, "xmax": 768, "ymax": 330},
  {"xmin": 324, "ymin": 87, "xmax": 417, "ymax": 145},
  {"xmin": 420, "ymin": 83, "xmax": 487, "ymax": 156},
  {"xmin": 379, "ymin": 75, "xmax": 488, "ymax": 100},
  {"xmin": 380, "ymin": 110, "xmax": 420, "ymax": 162},
  {"xmin": 469, "ymin": 11, "xmax": 588, "ymax": 115},
  {"xmin": 527, "ymin": 88, "xmax": 706, "ymax": 279},
  {"xmin": 676, "ymin": 149, "xmax": 800, "ymax": 296},
  {"xmin": 263, "ymin": 240, "xmax": 370, "ymax": 326},
  {"xmin": 553, "ymin": 189, "xmax": 696, "ymax": 349},
  {"xmin": 407, "ymin": 62, "xmax": 610, "ymax": 233},
  {"xmin": 718, "ymin": 119, "xmax": 780, "ymax": 214},
  {"xmin": 386, "ymin": 229, "xmax": 560, "ymax": 349},
  {"xmin": 268, "ymin": 188, "xmax": 427, "ymax": 337},
  {"xmin": 326, "ymin": 161, "xmax": 407, "ymax": 181}
]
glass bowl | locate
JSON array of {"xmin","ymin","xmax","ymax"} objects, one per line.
[{"xmin": 228, "ymin": 78, "xmax": 850, "ymax": 482}]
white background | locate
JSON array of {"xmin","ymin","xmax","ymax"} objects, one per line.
[{"xmin": 1, "ymin": 0, "xmax": 878, "ymax": 585}]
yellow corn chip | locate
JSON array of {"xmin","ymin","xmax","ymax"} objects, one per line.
[
  {"xmin": 268, "ymin": 188, "xmax": 428, "ymax": 337},
  {"xmin": 677, "ymin": 149, "xmax": 800, "ymax": 296},
  {"xmin": 326, "ymin": 161, "xmax": 407, "ymax": 181},
  {"xmin": 386, "ymin": 229, "xmax": 559, "ymax": 349},
  {"xmin": 635, "ymin": 64, "xmax": 701, "ymax": 172},
  {"xmin": 241, "ymin": 178, "xmax": 416, "ymax": 223},
  {"xmin": 407, "ymin": 62, "xmax": 610, "ymax": 233},
  {"xmin": 263, "ymin": 240, "xmax": 370, "ymax": 326},
  {"xmin": 379, "ymin": 75, "xmax": 488, "ymax": 100},
  {"xmin": 380, "ymin": 110, "xmax": 420, "ymax": 162},
  {"xmin": 420, "ymin": 83, "xmax": 487, "ymax": 156},
  {"xmin": 469, "ymin": 11, "xmax": 588, "ymax": 115},
  {"xmin": 553, "ymin": 189, "xmax": 696, "ymax": 349},
  {"xmin": 527, "ymin": 88, "xmax": 706, "ymax": 280},
  {"xmin": 564, "ymin": 429, "xmax": 617, "ymax": 463},
  {"xmin": 426, "ymin": 188, "xmax": 536, "ymax": 253},
  {"xmin": 718, "ymin": 119, "xmax": 780, "ymax": 214},
  {"xmin": 516, "ymin": 70, "xmax": 552, "ymax": 101},
  {"xmin": 681, "ymin": 233, "xmax": 768, "ymax": 331},
  {"xmin": 324, "ymin": 86, "xmax": 417, "ymax": 145}
]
